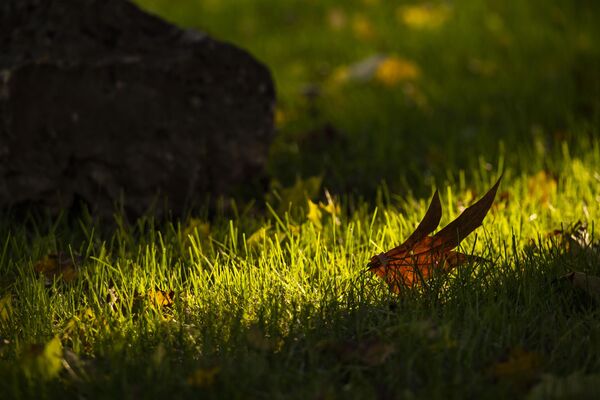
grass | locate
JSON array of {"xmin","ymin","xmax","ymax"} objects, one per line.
[
  {"xmin": 2, "ymin": 146, "xmax": 600, "ymax": 398},
  {"xmin": 134, "ymin": 0, "xmax": 599, "ymax": 194},
  {"xmin": 2, "ymin": 0, "xmax": 600, "ymax": 398}
]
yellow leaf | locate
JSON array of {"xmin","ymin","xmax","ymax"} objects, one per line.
[
  {"xmin": 34, "ymin": 253, "xmax": 79, "ymax": 284},
  {"xmin": 397, "ymin": 4, "xmax": 451, "ymax": 30},
  {"xmin": 187, "ymin": 366, "xmax": 220, "ymax": 387},
  {"xmin": 307, "ymin": 199, "xmax": 323, "ymax": 229},
  {"xmin": 352, "ymin": 14, "xmax": 375, "ymax": 40},
  {"xmin": 327, "ymin": 8, "xmax": 347, "ymax": 31},
  {"xmin": 288, "ymin": 225, "xmax": 301, "ymax": 236},
  {"xmin": 0, "ymin": 294, "xmax": 12, "ymax": 322},
  {"xmin": 329, "ymin": 66, "xmax": 349, "ymax": 85},
  {"xmin": 375, "ymin": 56, "xmax": 420, "ymax": 87},
  {"xmin": 319, "ymin": 190, "xmax": 341, "ymax": 226},
  {"xmin": 247, "ymin": 226, "xmax": 269, "ymax": 247},
  {"xmin": 148, "ymin": 289, "xmax": 174, "ymax": 308},
  {"xmin": 21, "ymin": 336, "xmax": 63, "ymax": 381},
  {"xmin": 183, "ymin": 218, "xmax": 210, "ymax": 242},
  {"xmin": 274, "ymin": 107, "xmax": 287, "ymax": 127},
  {"xmin": 527, "ymin": 171, "xmax": 557, "ymax": 205},
  {"xmin": 268, "ymin": 176, "xmax": 322, "ymax": 212},
  {"xmin": 62, "ymin": 308, "xmax": 96, "ymax": 342}
]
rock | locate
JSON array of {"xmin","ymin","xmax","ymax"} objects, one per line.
[{"xmin": 0, "ymin": 0, "xmax": 274, "ymax": 218}]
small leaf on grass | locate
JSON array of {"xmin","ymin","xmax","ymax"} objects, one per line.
[
  {"xmin": 34, "ymin": 252, "xmax": 79, "ymax": 285},
  {"xmin": 0, "ymin": 294, "xmax": 12, "ymax": 322},
  {"xmin": 320, "ymin": 190, "xmax": 341, "ymax": 226},
  {"xmin": 561, "ymin": 271, "xmax": 600, "ymax": 302},
  {"xmin": 247, "ymin": 226, "xmax": 269, "ymax": 247},
  {"xmin": 368, "ymin": 176, "xmax": 501, "ymax": 292},
  {"xmin": 550, "ymin": 221, "xmax": 598, "ymax": 255},
  {"xmin": 106, "ymin": 285, "xmax": 120, "ymax": 312},
  {"xmin": 527, "ymin": 170, "xmax": 557, "ymax": 206},
  {"xmin": 21, "ymin": 336, "xmax": 63, "ymax": 381},
  {"xmin": 375, "ymin": 56, "xmax": 421, "ymax": 86},
  {"xmin": 148, "ymin": 289, "xmax": 174, "ymax": 308},
  {"xmin": 267, "ymin": 176, "xmax": 322, "ymax": 213},
  {"xmin": 186, "ymin": 366, "xmax": 220, "ymax": 387},
  {"xmin": 182, "ymin": 218, "xmax": 210, "ymax": 244},
  {"xmin": 397, "ymin": 3, "xmax": 451, "ymax": 30},
  {"xmin": 307, "ymin": 199, "xmax": 323, "ymax": 229}
]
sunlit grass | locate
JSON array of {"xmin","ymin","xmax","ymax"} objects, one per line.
[
  {"xmin": 1, "ymin": 0, "xmax": 599, "ymax": 397},
  {"xmin": 1, "ymin": 139, "xmax": 600, "ymax": 397}
]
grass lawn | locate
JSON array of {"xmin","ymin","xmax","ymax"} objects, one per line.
[{"xmin": 2, "ymin": 0, "xmax": 600, "ymax": 398}]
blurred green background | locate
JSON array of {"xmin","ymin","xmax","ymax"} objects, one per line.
[{"xmin": 135, "ymin": 0, "xmax": 599, "ymax": 196}]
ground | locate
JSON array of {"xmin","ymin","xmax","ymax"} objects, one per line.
[{"xmin": 1, "ymin": 1, "xmax": 599, "ymax": 398}]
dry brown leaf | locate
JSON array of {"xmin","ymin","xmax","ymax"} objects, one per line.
[
  {"xmin": 34, "ymin": 252, "xmax": 80, "ymax": 285},
  {"xmin": 561, "ymin": 271, "xmax": 600, "ymax": 302},
  {"xmin": 550, "ymin": 221, "xmax": 597, "ymax": 255},
  {"xmin": 368, "ymin": 176, "xmax": 501, "ymax": 292}
]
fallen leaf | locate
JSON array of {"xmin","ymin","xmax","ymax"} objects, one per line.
[
  {"xmin": 182, "ymin": 218, "xmax": 210, "ymax": 246},
  {"xmin": 329, "ymin": 54, "xmax": 420, "ymax": 88},
  {"xmin": 0, "ymin": 294, "xmax": 12, "ymax": 322},
  {"xmin": 34, "ymin": 252, "xmax": 80, "ymax": 285},
  {"xmin": 307, "ymin": 199, "xmax": 323, "ymax": 229},
  {"xmin": 352, "ymin": 14, "xmax": 376, "ymax": 40},
  {"xmin": 375, "ymin": 56, "xmax": 420, "ymax": 86},
  {"xmin": 561, "ymin": 271, "xmax": 600, "ymax": 302},
  {"xmin": 20, "ymin": 336, "xmax": 63, "ymax": 381},
  {"xmin": 267, "ymin": 176, "xmax": 322, "ymax": 213},
  {"xmin": 527, "ymin": 170, "xmax": 557, "ymax": 206},
  {"xmin": 551, "ymin": 221, "xmax": 597, "ymax": 254},
  {"xmin": 327, "ymin": 8, "xmax": 347, "ymax": 31},
  {"xmin": 397, "ymin": 4, "xmax": 451, "ymax": 30},
  {"xmin": 320, "ymin": 190, "xmax": 341, "ymax": 226},
  {"xmin": 147, "ymin": 288, "xmax": 175, "ymax": 309},
  {"xmin": 106, "ymin": 285, "xmax": 120, "ymax": 312},
  {"xmin": 368, "ymin": 176, "xmax": 501, "ymax": 292},
  {"xmin": 247, "ymin": 226, "xmax": 269, "ymax": 247},
  {"xmin": 306, "ymin": 192, "xmax": 342, "ymax": 229}
]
